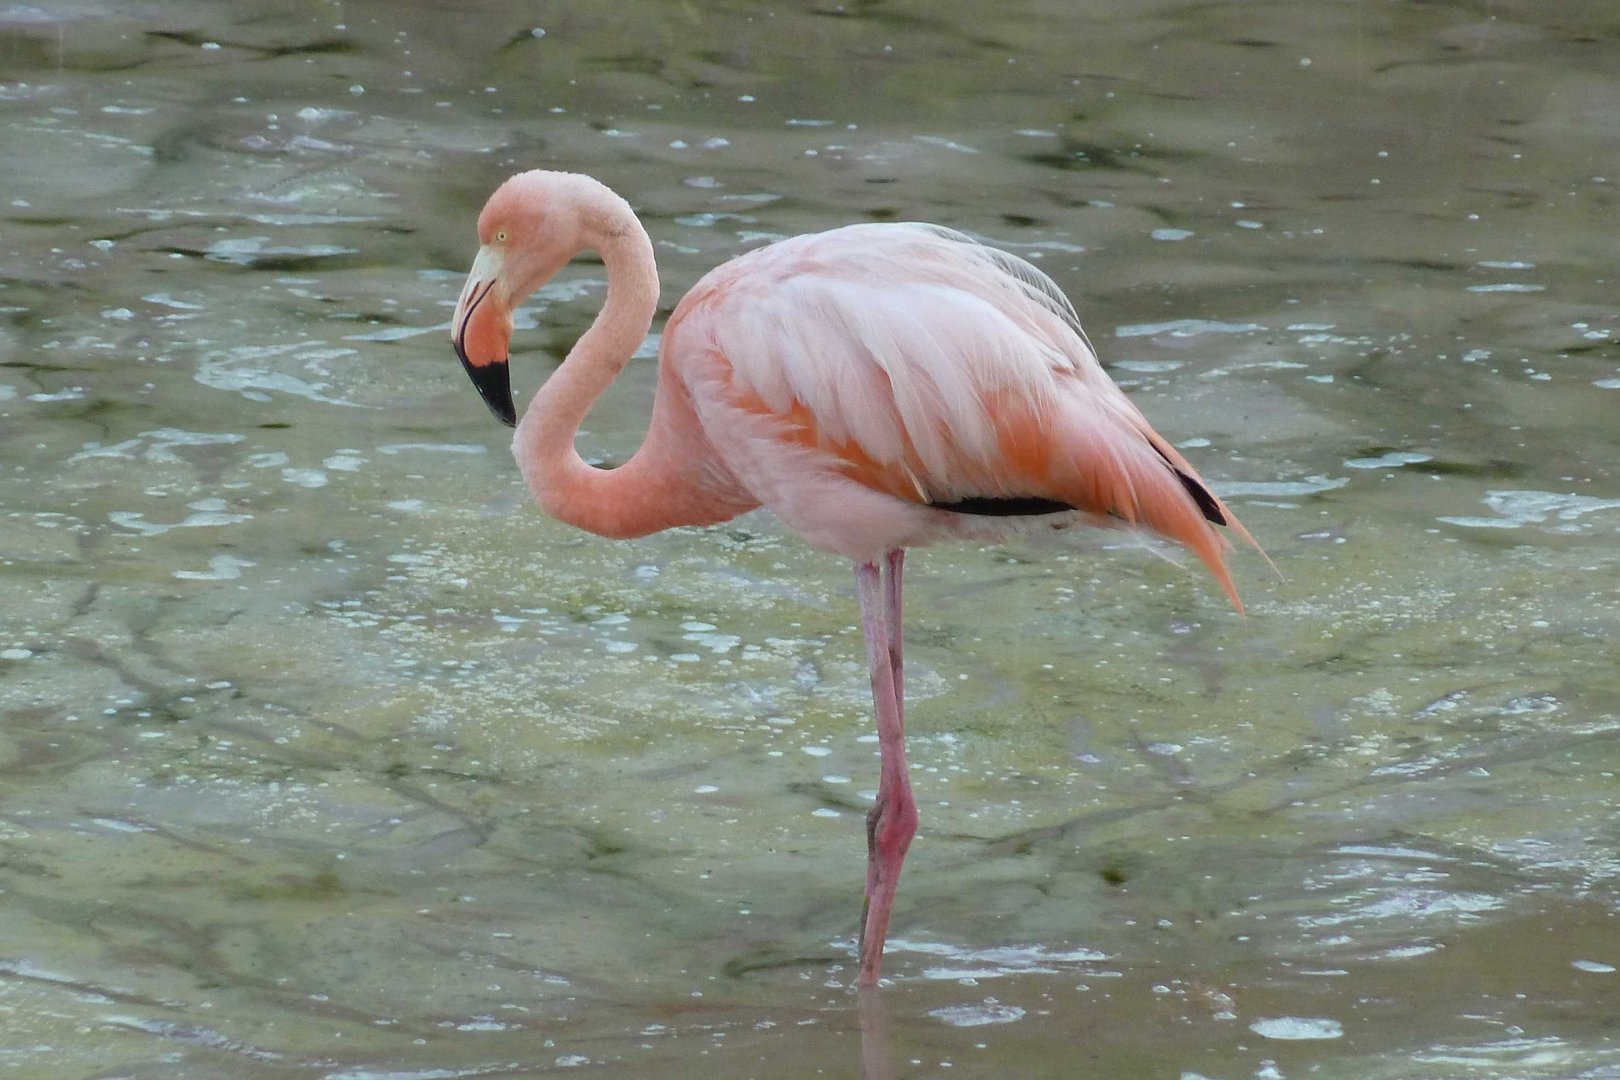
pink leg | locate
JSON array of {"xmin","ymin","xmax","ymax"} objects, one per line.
[
  {"xmin": 863, "ymin": 551, "xmax": 906, "ymax": 910},
  {"xmin": 884, "ymin": 549, "xmax": 904, "ymax": 728},
  {"xmin": 855, "ymin": 554, "xmax": 918, "ymax": 986}
]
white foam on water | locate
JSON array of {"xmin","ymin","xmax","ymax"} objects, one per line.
[
  {"xmin": 1345, "ymin": 451, "xmax": 1432, "ymax": 469},
  {"xmin": 1249, "ymin": 1016, "xmax": 1343, "ymax": 1040},
  {"xmin": 1115, "ymin": 318, "xmax": 1267, "ymax": 338},
  {"xmin": 173, "ymin": 555, "xmax": 255, "ymax": 581},
  {"xmin": 1439, "ymin": 489, "xmax": 1620, "ymax": 530},
  {"xmin": 1213, "ymin": 476, "xmax": 1349, "ymax": 498},
  {"xmin": 928, "ymin": 1001, "xmax": 1026, "ymax": 1027}
]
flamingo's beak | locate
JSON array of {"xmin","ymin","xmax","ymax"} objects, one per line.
[{"xmin": 451, "ymin": 245, "xmax": 517, "ymax": 427}]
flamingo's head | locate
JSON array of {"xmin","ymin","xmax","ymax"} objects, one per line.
[{"xmin": 451, "ymin": 171, "xmax": 587, "ymax": 426}]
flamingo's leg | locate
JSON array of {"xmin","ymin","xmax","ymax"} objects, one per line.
[
  {"xmin": 884, "ymin": 549, "xmax": 905, "ymax": 726},
  {"xmin": 855, "ymin": 554, "xmax": 918, "ymax": 986},
  {"xmin": 862, "ymin": 551, "xmax": 907, "ymax": 914}
]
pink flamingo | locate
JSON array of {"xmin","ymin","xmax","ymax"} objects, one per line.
[{"xmin": 451, "ymin": 170, "xmax": 1252, "ymax": 987}]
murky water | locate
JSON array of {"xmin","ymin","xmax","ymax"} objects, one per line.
[{"xmin": 3, "ymin": 1, "xmax": 1619, "ymax": 1076}]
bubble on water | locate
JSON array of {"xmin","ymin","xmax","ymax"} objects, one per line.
[
  {"xmin": 326, "ymin": 1066, "xmax": 507, "ymax": 1080},
  {"xmin": 93, "ymin": 817, "xmax": 152, "ymax": 834},
  {"xmin": 1381, "ymin": 943, "xmax": 1440, "ymax": 959},
  {"xmin": 1572, "ymin": 959, "xmax": 1615, "ymax": 974},
  {"xmin": 454, "ymin": 1017, "xmax": 513, "ymax": 1031},
  {"xmin": 1335, "ymin": 842, "xmax": 1455, "ymax": 862},
  {"xmin": 74, "ymin": 427, "xmax": 245, "ymax": 465},
  {"xmin": 195, "ymin": 343, "xmax": 363, "ymax": 408},
  {"xmin": 101, "ymin": 1015, "xmax": 280, "ymax": 1060},
  {"xmin": 377, "ymin": 443, "xmax": 486, "ymax": 456},
  {"xmin": 344, "ymin": 324, "xmax": 442, "ymax": 342},
  {"xmin": 1114, "ymin": 360, "xmax": 1183, "ymax": 373},
  {"xmin": 1412, "ymin": 1034, "xmax": 1578, "ymax": 1070},
  {"xmin": 174, "ymin": 555, "xmax": 255, "ymax": 581},
  {"xmin": 136, "ymin": 292, "xmax": 200, "ymax": 316},
  {"xmin": 1212, "ymin": 476, "xmax": 1349, "ymax": 498},
  {"xmin": 1150, "ymin": 228, "xmax": 1194, "ymax": 241},
  {"xmin": 916, "ymin": 135, "xmax": 981, "ymax": 155},
  {"xmin": 1438, "ymin": 516, "xmax": 1518, "ymax": 530},
  {"xmin": 674, "ymin": 211, "xmax": 752, "ymax": 229},
  {"xmin": 110, "ymin": 500, "xmax": 253, "ymax": 537},
  {"xmin": 1438, "ymin": 490, "xmax": 1620, "ymax": 531},
  {"xmin": 202, "ymin": 236, "xmax": 357, "ymax": 266},
  {"xmin": 897, "ymin": 939, "xmax": 1108, "ymax": 980},
  {"xmin": 281, "ymin": 468, "xmax": 327, "ymax": 489},
  {"xmin": 1249, "ymin": 1016, "xmax": 1343, "ymax": 1040},
  {"xmin": 1115, "ymin": 318, "xmax": 1265, "ymax": 338},
  {"xmin": 684, "ymin": 630, "xmax": 739, "ymax": 653},
  {"xmin": 1345, "ymin": 452, "xmax": 1432, "ymax": 470},
  {"xmin": 928, "ymin": 1001, "xmax": 1026, "ymax": 1027},
  {"xmin": 27, "ymin": 387, "xmax": 86, "ymax": 402}
]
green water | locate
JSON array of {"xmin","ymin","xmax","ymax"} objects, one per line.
[{"xmin": 2, "ymin": 1, "xmax": 1618, "ymax": 1077}]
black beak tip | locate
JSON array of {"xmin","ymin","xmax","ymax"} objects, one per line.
[
  {"xmin": 455, "ymin": 338, "xmax": 517, "ymax": 427},
  {"xmin": 481, "ymin": 370, "xmax": 518, "ymax": 428}
]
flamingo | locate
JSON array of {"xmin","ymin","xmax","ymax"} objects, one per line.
[{"xmin": 450, "ymin": 169, "xmax": 1253, "ymax": 987}]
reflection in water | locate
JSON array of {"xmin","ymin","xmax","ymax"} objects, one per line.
[
  {"xmin": 1, "ymin": 0, "xmax": 1618, "ymax": 1077},
  {"xmin": 858, "ymin": 986, "xmax": 897, "ymax": 1080}
]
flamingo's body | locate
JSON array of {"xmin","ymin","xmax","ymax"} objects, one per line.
[{"xmin": 451, "ymin": 170, "xmax": 1251, "ymax": 986}]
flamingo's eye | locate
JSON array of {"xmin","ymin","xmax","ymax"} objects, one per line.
[{"xmin": 495, "ymin": 229, "xmax": 508, "ymax": 243}]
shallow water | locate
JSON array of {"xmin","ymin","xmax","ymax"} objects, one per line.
[{"xmin": 2, "ymin": 0, "xmax": 1619, "ymax": 1076}]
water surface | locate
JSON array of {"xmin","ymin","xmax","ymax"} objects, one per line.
[{"xmin": 2, "ymin": 1, "xmax": 1619, "ymax": 1077}]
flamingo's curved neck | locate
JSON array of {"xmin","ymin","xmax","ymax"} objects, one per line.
[{"xmin": 513, "ymin": 216, "xmax": 719, "ymax": 539}]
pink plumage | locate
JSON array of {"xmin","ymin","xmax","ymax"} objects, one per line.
[{"xmin": 450, "ymin": 169, "xmax": 1253, "ymax": 986}]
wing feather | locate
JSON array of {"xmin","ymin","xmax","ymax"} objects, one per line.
[{"xmin": 664, "ymin": 222, "xmax": 1248, "ymax": 604}]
